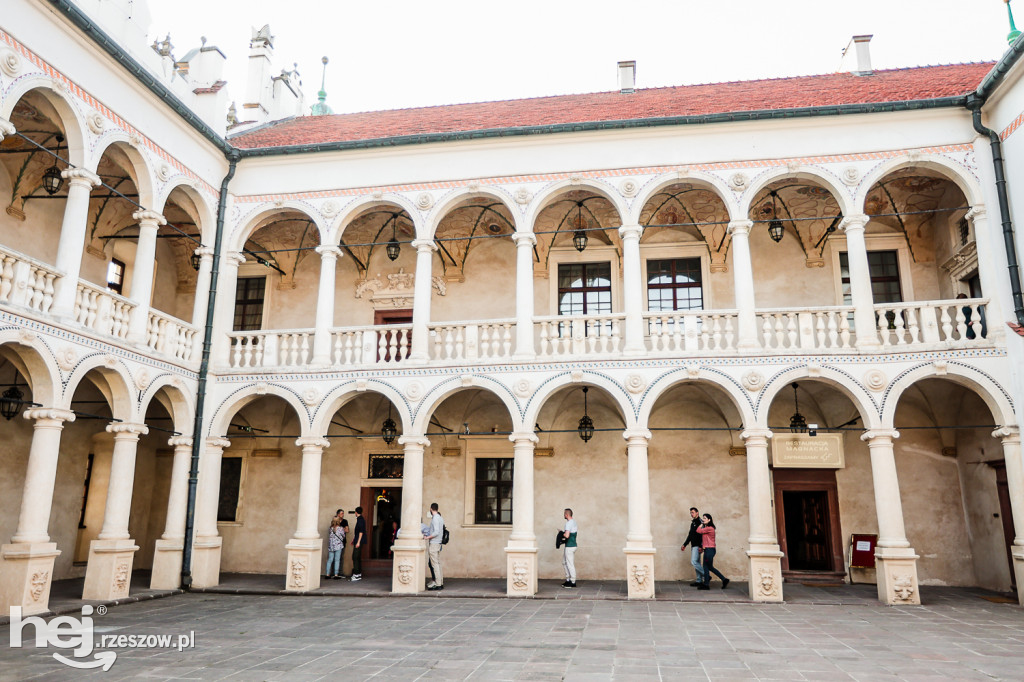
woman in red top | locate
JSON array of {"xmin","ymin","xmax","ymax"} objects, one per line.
[{"xmin": 696, "ymin": 513, "xmax": 729, "ymax": 590}]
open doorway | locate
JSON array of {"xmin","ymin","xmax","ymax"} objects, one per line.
[
  {"xmin": 774, "ymin": 469, "xmax": 845, "ymax": 583},
  {"xmin": 358, "ymin": 486, "xmax": 402, "ymax": 573}
]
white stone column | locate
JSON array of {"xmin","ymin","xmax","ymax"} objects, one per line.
[
  {"xmin": 312, "ymin": 246, "xmax": 342, "ymax": 366},
  {"xmin": 1, "ymin": 408, "xmax": 74, "ymax": 616},
  {"xmin": 82, "ymin": 422, "xmax": 148, "ymax": 600},
  {"xmin": 512, "ymin": 232, "xmax": 537, "ymax": 360},
  {"xmin": 191, "ymin": 437, "xmax": 231, "ymax": 588},
  {"xmin": 965, "ymin": 207, "xmax": 1006, "ymax": 336},
  {"xmin": 993, "ymin": 426, "xmax": 1024, "ymax": 604},
  {"xmin": 505, "ymin": 432, "xmax": 538, "ymax": 596},
  {"xmin": 408, "ymin": 239, "xmax": 436, "ymax": 364},
  {"xmin": 862, "ymin": 429, "xmax": 920, "ymax": 605},
  {"xmin": 841, "ymin": 215, "xmax": 881, "ymax": 349},
  {"xmin": 151, "ymin": 436, "xmax": 192, "ymax": 589},
  {"xmin": 285, "ymin": 437, "xmax": 330, "ymax": 592},
  {"xmin": 392, "ymin": 435, "xmax": 429, "ymax": 593},
  {"xmin": 190, "ymin": 247, "xmax": 214, "ymax": 359},
  {"xmin": 623, "ymin": 429, "xmax": 655, "ymax": 599},
  {"xmin": 742, "ymin": 429, "xmax": 784, "ymax": 602},
  {"xmin": 619, "ymin": 225, "xmax": 646, "ymax": 355},
  {"xmin": 212, "ymin": 253, "xmax": 245, "ymax": 367},
  {"xmin": 51, "ymin": 169, "xmax": 101, "ymax": 318},
  {"xmin": 0, "ymin": 117, "xmax": 15, "ymax": 140},
  {"xmin": 126, "ymin": 211, "xmax": 166, "ymax": 344},
  {"xmin": 728, "ymin": 220, "xmax": 760, "ymax": 350}
]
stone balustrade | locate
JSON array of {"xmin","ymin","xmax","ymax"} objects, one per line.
[
  {"xmin": 874, "ymin": 298, "xmax": 990, "ymax": 347},
  {"xmin": 0, "ymin": 245, "xmax": 60, "ymax": 315}
]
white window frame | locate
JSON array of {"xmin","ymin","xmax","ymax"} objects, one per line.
[
  {"xmin": 216, "ymin": 450, "xmax": 249, "ymax": 527},
  {"xmin": 547, "ymin": 245, "xmax": 622, "ymax": 316},
  {"xmin": 639, "ymin": 244, "xmax": 712, "ymax": 312},
  {"xmin": 460, "ymin": 435, "xmax": 514, "ymax": 529},
  {"xmin": 827, "ymin": 233, "xmax": 915, "ymax": 305},
  {"xmin": 233, "ymin": 265, "xmax": 271, "ymax": 331}
]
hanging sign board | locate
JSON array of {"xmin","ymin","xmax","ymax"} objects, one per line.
[{"xmin": 771, "ymin": 433, "xmax": 844, "ymax": 468}]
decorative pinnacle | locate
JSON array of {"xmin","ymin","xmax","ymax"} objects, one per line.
[
  {"xmin": 1008, "ymin": 0, "xmax": 1022, "ymax": 45},
  {"xmin": 310, "ymin": 56, "xmax": 333, "ymax": 116}
]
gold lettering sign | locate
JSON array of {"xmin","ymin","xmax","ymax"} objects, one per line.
[{"xmin": 771, "ymin": 433, "xmax": 844, "ymax": 468}]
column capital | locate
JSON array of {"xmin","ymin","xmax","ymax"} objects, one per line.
[
  {"xmin": 727, "ymin": 219, "xmax": 754, "ymax": 236},
  {"xmin": 61, "ymin": 167, "xmax": 101, "ymax": 188},
  {"xmin": 861, "ymin": 429, "xmax": 900, "ymax": 443},
  {"xmin": 618, "ymin": 224, "xmax": 643, "ymax": 240},
  {"xmin": 224, "ymin": 252, "xmax": 246, "ymax": 268},
  {"xmin": 839, "ymin": 214, "xmax": 870, "ymax": 232},
  {"xmin": 106, "ymin": 421, "xmax": 149, "ymax": 437},
  {"xmin": 168, "ymin": 436, "xmax": 193, "ymax": 448},
  {"xmin": 315, "ymin": 245, "xmax": 343, "ymax": 259},
  {"xmin": 295, "ymin": 436, "xmax": 331, "ymax": 450},
  {"xmin": 194, "ymin": 246, "xmax": 214, "ymax": 259},
  {"xmin": 206, "ymin": 437, "xmax": 232, "ymax": 450},
  {"xmin": 0, "ymin": 117, "xmax": 16, "ymax": 138},
  {"xmin": 411, "ymin": 238, "xmax": 436, "ymax": 253},
  {"xmin": 398, "ymin": 435, "xmax": 430, "ymax": 448},
  {"xmin": 132, "ymin": 210, "xmax": 166, "ymax": 226},
  {"xmin": 23, "ymin": 407, "xmax": 76, "ymax": 424},
  {"xmin": 965, "ymin": 205, "xmax": 987, "ymax": 222},
  {"xmin": 993, "ymin": 425, "xmax": 1020, "ymax": 443},
  {"xmin": 509, "ymin": 432, "xmax": 539, "ymax": 445},
  {"xmin": 622, "ymin": 429, "xmax": 652, "ymax": 443},
  {"xmin": 741, "ymin": 428, "xmax": 774, "ymax": 442},
  {"xmin": 511, "ymin": 231, "xmax": 537, "ymax": 247}
]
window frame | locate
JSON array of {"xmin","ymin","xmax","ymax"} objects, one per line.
[
  {"xmin": 216, "ymin": 454, "xmax": 247, "ymax": 526},
  {"xmin": 547, "ymin": 245, "xmax": 622, "ymax": 318},
  {"xmin": 473, "ymin": 457, "xmax": 514, "ymax": 525},
  {"xmin": 461, "ymin": 435, "xmax": 516, "ymax": 528},
  {"xmin": 644, "ymin": 255, "xmax": 707, "ymax": 312},
  {"xmin": 106, "ymin": 258, "xmax": 126, "ymax": 295},
  {"xmin": 828, "ymin": 235, "xmax": 915, "ymax": 305},
  {"xmin": 233, "ymin": 275, "xmax": 267, "ymax": 332},
  {"xmin": 556, "ymin": 261, "xmax": 614, "ymax": 317},
  {"xmin": 640, "ymin": 244, "xmax": 711, "ymax": 311}
]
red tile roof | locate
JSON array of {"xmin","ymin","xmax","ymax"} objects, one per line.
[{"xmin": 230, "ymin": 63, "xmax": 994, "ymax": 149}]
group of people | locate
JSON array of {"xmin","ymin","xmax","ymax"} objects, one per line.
[
  {"xmin": 325, "ymin": 507, "xmax": 366, "ymax": 581},
  {"xmin": 681, "ymin": 507, "xmax": 730, "ymax": 590}
]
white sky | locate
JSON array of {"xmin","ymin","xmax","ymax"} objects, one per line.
[{"xmin": 147, "ymin": 1, "xmax": 1018, "ymax": 115}]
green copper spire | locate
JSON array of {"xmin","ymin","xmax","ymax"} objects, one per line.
[
  {"xmin": 1008, "ymin": 0, "xmax": 1022, "ymax": 45},
  {"xmin": 310, "ymin": 56, "xmax": 333, "ymax": 116}
]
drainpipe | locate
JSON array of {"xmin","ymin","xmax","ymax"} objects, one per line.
[
  {"xmin": 966, "ymin": 94, "xmax": 1024, "ymax": 327},
  {"xmin": 181, "ymin": 151, "xmax": 239, "ymax": 588}
]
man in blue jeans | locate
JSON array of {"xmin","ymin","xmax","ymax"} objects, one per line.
[{"xmin": 681, "ymin": 507, "xmax": 705, "ymax": 587}]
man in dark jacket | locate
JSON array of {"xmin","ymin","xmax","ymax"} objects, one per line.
[{"xmin": 681, "ymin": 507, "xmax": 705, "ymax": 587}]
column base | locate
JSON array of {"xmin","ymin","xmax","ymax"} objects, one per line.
[
  {"xmin": 82, "ymin": 539, "xmax": 139, "ymax": 601},
  {"xmin": 746, "ymin": 547, "xmax": 784, "ymax": 603},
  {"xmin": 0, "ymin": 542, "xmax": 61, "ymax": 616},
  {"xmin": 391, "ymin": 542, "xmax": 427, "ymax": 593},
  {"xmin": 875, "ymin": 548, "xmax": 921, "ymax": 605},
  {"xmin": 190, "ymin": 536, "xmax": 222, "ymax": 588},
  {"xmin": 623, "ymin": 548, "xmax": 656, "ymax": 599},
  {"xmin": 150, "ymin": 539, "xmax": 183, "ymax": 590},
  {"xmin": 504, "ymin": 547, "xmax": 538, "ymax": 596},
  {"xmin": 1011, "ymin": 546, "xmax": 1024, "ymax": 606},
  {"xmin": 285, "ymin": 540, "xmax": 322, "ymax": 592}
]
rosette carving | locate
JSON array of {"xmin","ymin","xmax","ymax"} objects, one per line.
[
  {"xmin": 625, "ymin": 374, "xmax": 646, "ymax": 394},
  {"xmin": 729, "ymin": 173, "xmax": 749, "ymax": 191},
  {"xmin": 513, "ymin": 379, "xmax": 532, "ymax": 399},
  {"xmin": 742, "ymin": 371, "xmax": 765, "ymax": 392},
  {"xmin": 405, "ymin": 381, "xmax": 423, "ymax": 402},
  {"xmin": 863, "ymin": 369, "xmax": 886, "ymax": 392},
  {"xmin": 0, "ymin": 49, "xmax": 22, "ymax": 77},
  {"xmin": 86, "ymin": 112, "xmax": 105, "ymax": 135},
  {"xmin": 514, "ymin": 188, "xmax": 531, "ymax": 205},
  {"xmin": 415, "ymin": 193, "xmax": 434, "ymax": 210},
  {"xmin": 619, "ymin": 179, "xmax": 639, "ymax": 197}
]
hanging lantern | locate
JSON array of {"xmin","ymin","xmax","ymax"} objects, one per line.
[
  {"xmin": 577, "ymin": 386, "xmax": 594, "ymax": 442},
  {"xmin": 768, "ymin": 191, "xmax": 784, "ymax": 243},
  {"xmin": 190, "ymin": 251, "xmax": 202, "ymax": 271},
  {"xmin": 386, "ymin": 217, "xmax": 401, "ymax": 261},
  {"xmin": 789, "ymin": 382, "xmax": 808, "ymax": 433},
  {"xmin": 41, "ymin": 133, "xmax": 65, "ymax": 196},
  {"xmin": 0, "ymin": 384, "xmax": 24, "ymax": 421},
  {"xmin": 381, "ymin": 404, "xmax": 397, "ymax": 444},
  {"xmin": 571, "ymin": 202, "xmax": 588, "ymax": 252}
]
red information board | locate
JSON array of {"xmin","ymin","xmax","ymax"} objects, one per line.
[{"xmin": 849, "ymin": 534, "xmax": 877, "ymax": 569}]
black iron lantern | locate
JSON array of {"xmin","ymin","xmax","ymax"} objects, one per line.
[
  {"xmin": 0, "ymin": 383, "xmax": 24, "ymax": 421},
  {"xmin": 788, "ymin": 382, "xmax": 808, "ymax": 433},
  {"xmin": 41, "ymin": 133, "xmax": 65, "ymax": 196},
  {"xmin": 386, "ymin": 218, "xmax": 401, "ymax": 261},
  {"xmin": 381, "ymin": 404, "xmax": 397, "ymax": 444},
  {"xmin": 190, "ymin": 251, "xmax": 202, "ymax": 271},
  {"xmin": 768, "ymin": 191, "xmax": 784, "ymax": 243},
  {"xmin": 572, "ymin": 202, "xmax": 588, "ymax": 252},
  {"xmin": 577, "ymin": 386, "xmax": 594, "ymax": 442}
]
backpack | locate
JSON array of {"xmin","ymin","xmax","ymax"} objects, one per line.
[{"xmin": 441, "ymin": 525, "xmax": 450, "ymax": 545}]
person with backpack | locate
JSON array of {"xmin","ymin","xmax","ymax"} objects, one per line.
[
  {"xmin": 424, "ymin": 502, "xmax": 445, "ymax": 590},
  {"xmin": 562, "ymin": 508, "xmax": 578, "ymax": 588}
]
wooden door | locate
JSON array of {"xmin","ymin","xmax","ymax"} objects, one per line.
[
  {"xmin": 993, "ymin": 462, "xmax": 1017, "ymax": 590},
  {"xmin": 773, "ymin": 468, "xmax": 845, "ymax": 582}
]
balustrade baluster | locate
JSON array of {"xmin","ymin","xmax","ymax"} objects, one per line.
[
  {"xmin": 671, "ymin": 315, "xmax": 685, "ymax": 352},
  {"xmin": 478, "ymin": 326, "xmax": 490, "ymax": 360},
  {"xmin": 0, "ymin": 255, "xmax": 13, "ymax": 302},
  {"xmin": 892, "ymin": 308, "xmax": 906, "ymax": 345},
  {"xmin": 786, "ymin": 313, "xmax": 798, "ymax": 348},
  {"xmin": 839, "ymin": 315, "xmax": 851, "ymax": 347},
  {"xmin": 243, "ymin": 336, "xmax": 254, "ymax": 367},
  {"xmin": 954, "ymin": 305, "xmax": 968, "ymax": 340},
  {"xmin": 877, "ymin": 308, "xmax": 891, "ymax": 347},
  {"xmin": 760, "ymin": 315, "xmax": 773, "ymax": 349},
  {"xmin": 353, "ymin": 331, "xmax": 364, "ymax": 364},
  {"xmin": 340, "ymin": 333, "xmax": 351, "ymax": 365},
  {"xmin": 454, "ymin": 326, "xmax": 464, "ymax": 360},
  {"xmin": 826, "ymin": 313, "xmax": 838, "ymax": 348},
  {"xmin": 939, "ymin": 306, "xmax": 954, "ymax": 341},
  {"xmin": 379, "ymin": 330, "xmax": 389, "ymax": 364},
  {"xmin": 299, "ymin": 334, "xmax": 310, "ymax": 366},
  {"xmin": 539, "ymin": 323, "xmax": 550, "ymax": 357},
  {"xmin": 814, "ymin": 313, "xmax": 826, "ymax": 349},
  {"xmin": 724, "ymin": 315, "xmax": 735, "ymax": 350},
  {"xmin": 232, "ymin": 338, "xmax": 243, "ymax": 368},
  {"xmin": 334, "ymin": 333, "xmax": 343, "ymax": 365},
  {"xmin": 398, "ymin": 329, "xmax": 409, "ymax": 361},
  {"xmin": 502, "ymin": 324, "xmax": 512, "ymax": 357},
  {"xmin": 41, "ymin": 274, "xmax": 55, "ymax": 313},
  {"xmin": 906, "ymin": 308, "xmax": 920, "ymax": 344}
]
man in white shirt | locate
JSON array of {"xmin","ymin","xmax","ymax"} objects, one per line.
[
  {"xmin": 424, "ymin": 503, "xmax": 444, "ymax": 590},
  {"xmin": 562, "ymin": 508, "xmax": 578, "ymax": 588}
]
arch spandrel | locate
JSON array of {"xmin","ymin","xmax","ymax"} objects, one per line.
[
  {"xmin": 523, "ymin": 372, "xmax": 636, "ymax": 433},
  {"xmin": 881, "ymin": 362, "xmax": 1016, "ymax": 429},
  {"xmin": 524, "ymin": 178, "xmax": 628, "ymax": 230},
  {"xmin": 637, "ymin": 368, "xmax": 754, "ymax": 429},
  {"xmin": 0, "ymin": 79, "xmax": 88, "ymax": 168},
  {"xmin": 756, "ymin": 365, "xmax": 880, "ymax": 431},
  {"xmin": 854, "ymin": 155, "xmax": 984, "ymax": 215},
  {"xmin": 207, "ymin": 383, "xmax": 311, "ymax": 440},
  {"xmin": 61, "ymin": 354, "xmax": 136, "ymax": 422},
  {"xmin": 0, "ymin": 332, "xmax": 60, "ymax": 408},
  {"xmin": 740, "ymin": 165, "xmax": 853, "ymax": 219},
  {"xmin": 310, "ymin": 382, "xmax": 412, "ymax": 438},
  {"xmin": 410, "ymin": 377, "xmax": 521, "ymax": 435}
]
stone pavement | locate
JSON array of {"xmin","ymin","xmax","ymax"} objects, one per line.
[{"xmin": 2, "ymin": 588, "xmax": 1023, "ymax": 680}]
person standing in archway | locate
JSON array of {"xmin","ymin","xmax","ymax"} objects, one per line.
[
  {"xmin": 351, "ymin": 506, "xmax": 366, "ymax": 581},
  {"xmin": 681, "ymin": 507, "xmax": 705, "ymax": 587},
  {"xmin": 562, "ymin": 508, "xmax": 578, "ymax": 588},
  {"xmin": 696, "ymin": 513, "xmax": 729, "ymax": 590}
]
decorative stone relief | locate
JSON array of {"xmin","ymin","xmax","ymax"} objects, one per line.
[
  {"xmin": 157, "ymin": 163, "xmax": 172, "ymax": 182},
  {"xmin": 686, "ymin": 364, "xmax": 701, "ymax": 379},
  {"xmin": 103, "ymin": 354, "xmax": 118, "ymax": 368},
  {"xmin": 757, "ymin": 567, "xmax": 778, "ymax": 597},
  {"xmin": 570, "ymin": 370, "xmax": 584, "ymax": 383},
  {"xmin": 372, "ymin": 191, "xmax": 383, "ymax": 200},
  {"xmin": 302, "ymin": 389, "xmax": 320, "ymax": 406},
  {"xmin": 29, "ymin": 571, "xmax": 49, "ymax": 602},
  {"xmin": 0, "ymin": 49, "xmax": 22, "ymax": 77},
  {"xmin": 135, "ymin": 369, "xmax": 151, "ymax": 391},
  {"xmin": 354, "ymin": 268, "xmax": 447, "ymax": 309},
  {"xmin": 729, "ymin": 173, "xmax": 749, "ymax": 191},
  {"xmin": 415, "ymin": 193, "xmax": 434, "ymax": 210},
  {"xmin": 514, "ymin": 188, "xmax": 531, "ymax": 205},
  {"xmin": 467, "ymin": 182, "xmax": 480, "ymax": 193},
  {"xmin": 129, "ymin": 132, "xmax": 144, "ymax": 149},
  {"xmin": 86, "ymin": 112, "xmax": 105, "ymax": 135},
  {"xmin": 513, "ymin": 379, "xmax": 532, "ymax": 399},
  {"xmin": 742, "ymin": 371, "xmax": 765, "ymax": 392},
  {"xmin": 355, "ymin": 379, "xmax": 368, "ymax": 392},
  {"xmin": 53, "ymin": 78, "xmax": 70, "ymax": 94},
  {"xmin": 676, "ymin": 166, "xmax": 690, "ymax": 178},
  {"xmin": 320, "ymin": 199, "xmax": 340, "ymax": 218},
  {"xmin": 806, "ymin": 363, "xmax": 823, "ymax": 378},
  {"xmin": 511, "ymin": 560, "xmax": 530, "ymax": 590},
  {"xmin": 906, "ymin": 150, "xmax": 924, "ymax": 163},
  {"xmin": 625, "ymin": 374, "xmax": 647, "ymax": 394},
  {"xmin": 863, "ymin": 369, "xmax": 887, "ymax": 392},
  {"xmin": 405, "ymin": 381, "xmax": 423, "ymax": 402},
  {"xmin": 786, "ymin": 160, "xmax": 800, "ymax": 173},
  {"xmin": 619, "ymin": 179, "xmax": 639, "ymax": 198},
  {"xmin": 892, "ymin": 573, "xmax": 915, "ymax": 602},
  {"xmin": 460, "ymin": 375, "xmax": 475, "ymax": 388},
  {"xmin": 630, "ymin": 563, "xmax": 649, "ymax": 588},
  {"xmin": 17, "ymin": 329, "xmax": 36, "ymax": 344},
  {"xmin": 289, "ymin": 557, "xmax": 307, "ymax": 588},
  {"xmin": 112, "ymin": 560, "xmax": 130, "ymax": 594},
  {"xmin": 569, "ymin": 175, "xmax": 581, "ymax": 185},
  {"xmin": 255, "ymin": 382, "xmax": 269, "ymax": 395},
  {"xmin": 842, "ymin": 167, "xmax": 860, "ymax": 186},
  {"xmin": 932, "ymin": 360, "xmax": 948, "ymax": 376},
  {"xmin": 397, "ymin": 560, "xmax": 414, "ymax": 584}
]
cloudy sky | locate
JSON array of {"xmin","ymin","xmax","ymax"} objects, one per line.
[{"xmin": 148, "ymin": 0, "xmax": 1017, "ymax": 115}]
